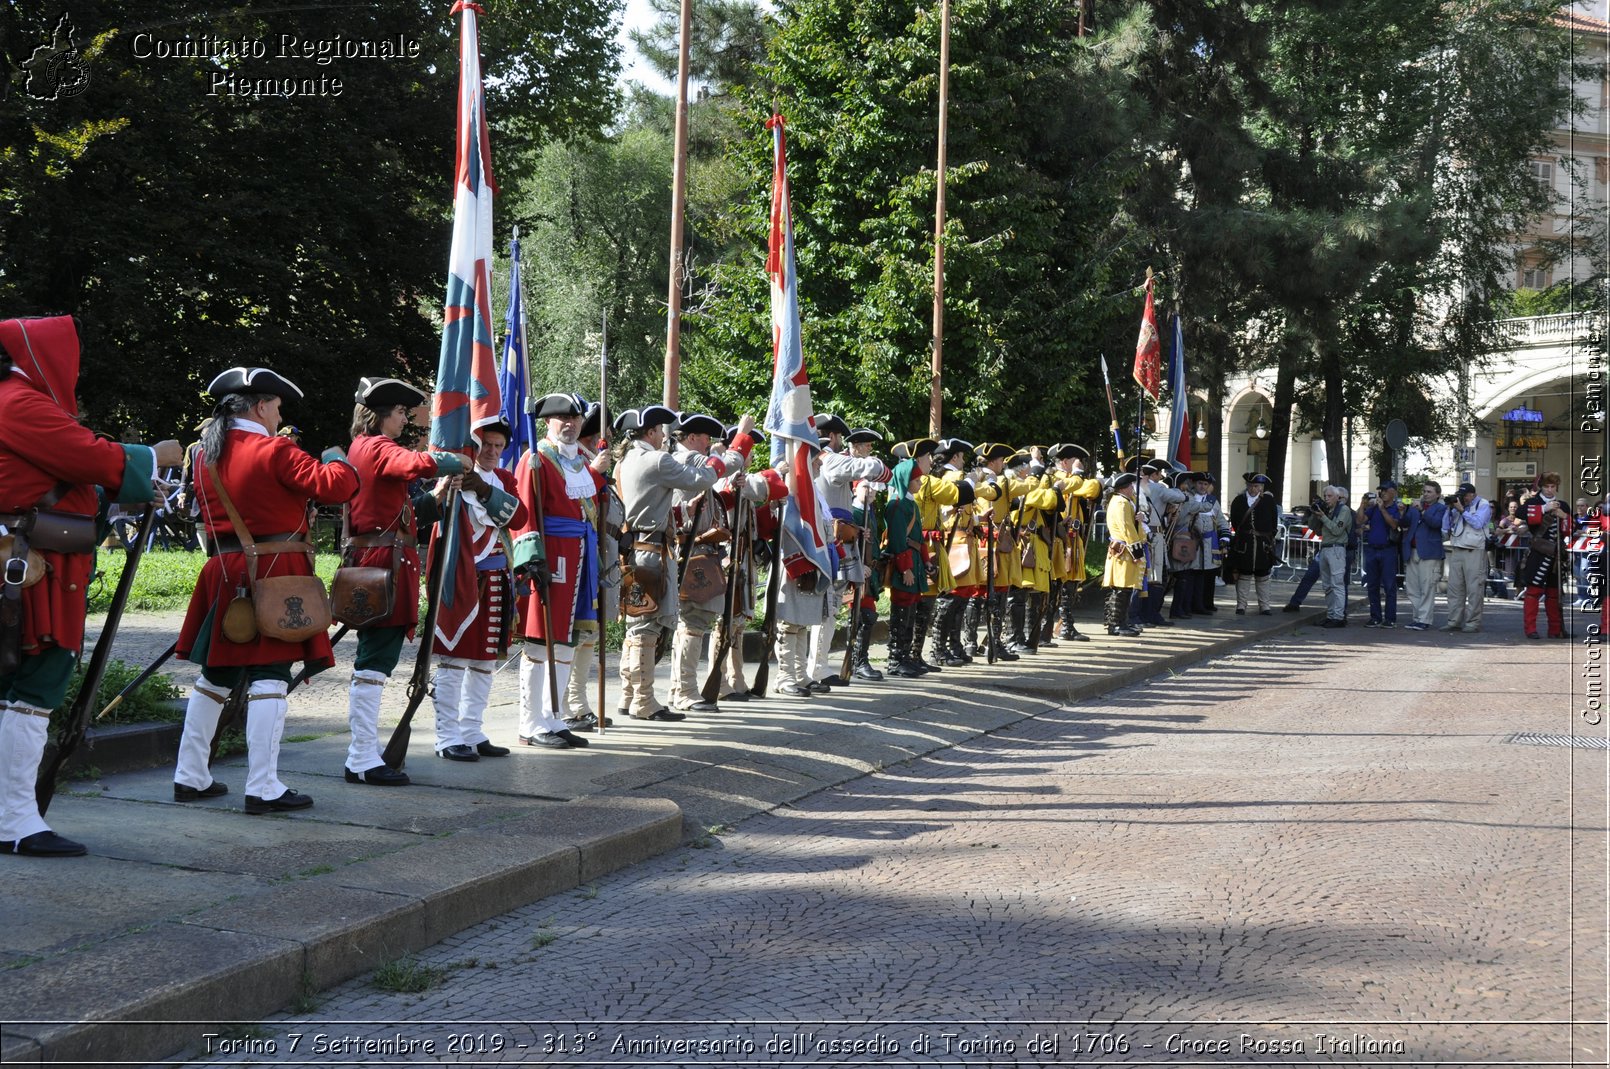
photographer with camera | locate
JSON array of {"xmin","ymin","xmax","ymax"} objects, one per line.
[
  {"xmin": 1399, "ymin": 481, "xmax": 1447, "ymax": 631},
  {"xmin": 1360, "ymin": 479, "xmax": 1405, "ymax": 628},
  {"xmin": 1439, "ymin": 482, "xmax": 1491, "ymax": 632},
  {"xmin": 1312, "ymin": 485, "xmax": 1353, "ymax": 628}
]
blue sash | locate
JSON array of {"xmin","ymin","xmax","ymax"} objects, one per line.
[{"xmin": 546, "ymin": 515, "xmax": 598, "ymax": 622}]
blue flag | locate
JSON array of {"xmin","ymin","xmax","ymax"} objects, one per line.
[{"xmin": 498, "ymin": 232, "xmax": 535, "ymax": 469}]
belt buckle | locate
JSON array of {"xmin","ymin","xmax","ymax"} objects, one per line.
[{"xmin": 3, "ymin": 555, "xmax": 29, "ymax": 587}]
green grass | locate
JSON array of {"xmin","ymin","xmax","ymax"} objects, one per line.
[
  {"xmin": 89, "ymin": 549, "xmax": 341, "ymax": 614},
  {"xmin": 371, "ymin": 956, "xmax": 447, "ymax": 994},
  {"xmin": 49, "ymin": 658, "xmax": 184, "ymax": 736}
]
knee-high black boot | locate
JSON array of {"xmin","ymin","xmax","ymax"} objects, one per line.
[
  {"xmin": 962, "ymin": 597, "xmax": 983, "ymax": 656},
  {"xmin": 986, "ymin": 589, "xmax": 1018, "ymax": 661},
  {"xmin": 944, "ymin": 595, "xmax": 972, "ymax": 663},
  {"xmin": 886, "ymin": 602, "xmax": 922, "ymax": 677},
  {"xmin": 851, "ymin": 607, "xmax": 883, "ymax": 681},
  {"xmin": 1060, "ymin": 582, "xmax": 1088, "ymax": 641},
  {"xmin": 912, "ymin": 597, "xmax": 942, "ymax": 672},
  {"xmin": 1171, "ymin": 571, "xmax": 1195, "ymax": 618},
  {"xmin": 1007, "ymin": 589, "xmax": 1031, "ymax": 652},
  {"xmin": 1037, "ymin": 587, "xmax": 1058, "ymax": 647},
  {"xmin": 1027, "ymin": 592, "xmax": 1047, "ymax": 651}
]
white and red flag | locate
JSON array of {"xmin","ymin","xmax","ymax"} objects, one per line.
[
  {"xmin": 764, "ymin": 114, "xmax": 834, "ymax": 581},
  {"xmin": 1133, "ymin": 271, "xmax": 1163, "ymax": 401}
]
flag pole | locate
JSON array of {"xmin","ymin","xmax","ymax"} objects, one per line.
[
  {"xmin": 663, "ymin": 0, "xmax": 694, "ymax": 409},
  {"xmin": 927, "ymin": 0, "xmax": 952, "ymax": 439},
  {"xmin": 597, "ymin": 309, "xmax": 609, "ymax": 734}
]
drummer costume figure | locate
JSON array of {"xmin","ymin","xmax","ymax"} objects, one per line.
[
  {"xmin": 430, "ymin": 419, "xmax": 527, "ymax": 760},
  {"xmin": 0, "ymin": 316, "xmax": 177, "ymax": 855},
  {"xmin": 173, "ymin": 366, "xmax": 359, "ymax": 816}
]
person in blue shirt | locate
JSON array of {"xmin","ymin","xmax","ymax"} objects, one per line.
[
  {"xmin": 1360, "ymin": 479, "xmax": 1405, "ymax": 627},
  {"xmin": 1398, "ymin": 481, "xmax": 1447, "ymax": 631}
]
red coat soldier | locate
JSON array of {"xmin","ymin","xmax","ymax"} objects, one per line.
[
  {"xmin": 173, "ymin": 367, "xmax": 358, "ymax": 816},
  {"xmin": 0, "ymin": 316, "xmax": 180, "ymax": 856}
]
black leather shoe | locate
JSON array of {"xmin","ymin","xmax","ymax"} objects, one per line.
[
  {"xmin": 3, "ymin": 831, "xmax": 87, "ymax": 856},
  {"xmin": 1282, "ymin": 604, "xmax": 1301, "ymax": 613},
  {"xmin": 720, "ymin": 691, "xmax": 751, "ymax": 702},
  {"xmin": 1259, "ymin": 609, "xmax": 1273, "ymax": 616},
  {"xmin": 567, "ymin": 714, "xmax": 612, "ymax": 732},
  {"xmin": 437, "ymin": 744, "xmax": 479, "ymax": 762},
  {"xmin": 851, "ymin": 663, "xmax": 884, "ymax": 681},
  {"xmin": 344, "ymin": 765, "xmax": 410, "ymax": 786},
  {"xmin": 938, "ymin": 653, "xmax": 968, "ymax": 667},
  {"xmin": 1149, "ymin": 617, "xmax": 1175, "ymax": 627},
  {"xmin": 476, "ymin": 739, "xmax": 512, "ymax": 757},
  {"xmin": 818, "ymin": 674, "xmax": 847, "ymax": 686},
  {"xmin": 679, "ymin": 698, "xmax": 720, "ymax": 712},
  {"xmin": 554, "ymin": 729, "xmax": 591, "ymax": 747},
  {"xmin": 885, "ymin": 661, "xmax": 923, "ymax": 678},
  {"xmin": 1235, "ymin": 608, "xmax": 1246, "ymax": 615},
  {"xmin": 520, "ymin": 732, "xmax": 572, "ymax": 747},
  {"xmin": 807, "ymin": 680, "xmax": 832, "ymax": 694},
  {"xmin": 776, "ymin": 682, "xmax": 813, "ymax": 698},
  {"xmin": 244, "ymin": 790, "xmax": 314, "ymax": 815},
  {"xmin": 1117, "ymin": 625, "xmax": 1143, "ymax": 637},
  {"xmin": 634, "ymin": 708, "xmax": 687, "ymax": 722},
  {"xmin": 174, "ymin": 781, "xmax": 229, "ymax": 802}
]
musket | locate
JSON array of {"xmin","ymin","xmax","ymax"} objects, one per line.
[
  {"xmin": 207, "ymin": 674, "xmax": 248, "ymax": 767},
  {"xmin": 380, "ymin": 489, "xmax": 458, "ymax": 770},
  {"xmin": 287, "ymin": 624, "xmax": 352, "ymax": 691},
  {"xmin": 700, "ymin": 495, "xmax": 749, "ymax": 703},
  {"xmin": 1098, "ymin": 353, "xmax": 1125, "ymax": 463},
  {"xmin": 95, "ymin": 638, "xmax": 177, "ymax": 721},
  {"xmin": 750, "ymin": 516, "xmax": 785, "ymax": 698},
  {"xmin": 984, "ymin": 504, "xmax": 997, "ymax": 665},
  {"xmin": 38, "ymin": 503, "xmax": 156, "ymax": 813},
  {"xmin": 525, "ymin": 451, "xmax": 563, "ymax": 732}
]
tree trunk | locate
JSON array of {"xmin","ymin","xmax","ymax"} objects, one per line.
[
  {"xmin": 1265, "ymin": 342, "xmax": 1299, "ymax": 504},
  {"xmin": 1321, "ymin": 340, "xmax": 1348, "ymax": 488}
]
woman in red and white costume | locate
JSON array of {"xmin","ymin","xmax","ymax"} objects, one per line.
[
  {"xmin": 342, "ymin": 377, "xmax": 487, "ymax": 786},
  {"xmin": 430, "ymin": 420, "xmax": 527, "ymax": 761},
  {"xmin": 174, "ymin": 367, "xmax": 358, "ymax": 816}
]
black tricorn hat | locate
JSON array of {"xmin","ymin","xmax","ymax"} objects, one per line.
[
  {"xmin": 937, "ymin": 437, "xmax": 973, "ymax": 460},
  {"xmin": 1113, "ymin": 472, "xmax": 1140, "ymax": 491},
  {"xmin": 846, "ymin": 427, "xmax": 882, "ymax": 445},
  {"xmin": 813, "ymin": 413, "xmax": 850, "ymax": 437},
  {"xmin": 1120, "ymin": 453, "xmax": 1154, "ymax": 475},
  {"xmin": 1245, "ymin": 472, "xmax": 1272, "ymax": 486},
  {"xmin": 892, "ymin": 437, "xmax": 939, "ymax": 461},
  {"xmin": 354, "ymin": 376, "xmax": 427, "ymax": 410},
  {"xmin": 481, "ymin": 419, "xmax": 513, "ymax": 441},
  {"xmin": 531, "ymin": 392, "xmax": 587, "ymax": 419},
  {"xmin": 981, "ymin": 442, "xmax": 1016, "ymax": 461},
  {"xmin": 677, "ymin": 412, "xmax": 726, "ymax": 437},
  {"xmin": 614, "ymin": 404, "xmax": 678, "ymax": 435},
  {"xmin": 727, "ymin": 423, "xmax": 765, "ymax": 445},
  {"xmin": 208, "ymin": 367, "xmax": 304, "ymax": 402},
  {"xmin": 580, "ymin": 402, "xmax": 602, "ymax": 439},
  {"xmin": 1174, "ymin": 470, "xmax": 1196, "ymax": 489},
  {"xmin": 1054, "ymin": 443, "xmax": 1090, "ymax": 462}
]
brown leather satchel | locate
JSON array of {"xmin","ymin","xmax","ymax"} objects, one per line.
[
  {"xmin": 208, "ymin": 463, "xmax": 331, "ymax": 643},
  {"xmin": 680, "ymin": 546, "xmax": 727, "ymax": 603},
  {"xmin": 946, "ymin": 539, "xmax": 973, "ymax": 579},
  {"xmin": 622, "ymin": 540, "xmax": 668, "ymax": 617},
  {"xmin": 1016, "ymin": 526, "xmax": 1038, "ymax": 571},
  {"xmin": 331, "ymin": 507, "xmax": 398, "ymax": 627}
]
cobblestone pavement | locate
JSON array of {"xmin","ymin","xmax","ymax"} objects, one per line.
[{"xmin": 155, "ymin": 618, "xmax": 1604, "ymax": 1068}]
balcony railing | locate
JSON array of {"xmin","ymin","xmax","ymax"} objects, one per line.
[{"xmin": 1495, "ymin": 312, "xmax": 1595, "ymax": 345}]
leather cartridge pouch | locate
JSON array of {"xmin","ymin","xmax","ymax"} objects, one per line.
[
  {"xmin": 1017, "ymin": 528, "xmax": 1038, "ymax": 571},
  {"xmin": 833, "ymin": 519, "xmax": 860, "ymax": 544},
  {"xmin": 0, "ymin": 485, "xmax": 76, "ymax": 675},
  {"xmin": 26, "ymin": 510, "xmax": 96, "ymax": 554},
  {"xmin": 946, "ymin": 539, "xmax": 973, "ymax": 579},
  {"xmin": 208, "ymin": 463, "xmax": 331, "ymax": 643},
  {"xmin": 621, "ymin": 539, "xmax": 667, "ymax": 618},
  {"xmin": 0, "ymin": 536, "xmax": 44, "ymax": 590},
  {"xmin": 680, "ymin": 544, "xmax": 726, "ymax": 603},
  {"xmin": 330, "ymin": 507, "xmax": 399, "ymax": 627}
]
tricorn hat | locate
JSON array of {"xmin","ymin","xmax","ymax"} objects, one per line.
[
  {"xmin": 677, "ymin": 412, "xmax": 726, "ymax": 438},
  {"xmin": 1174, "ymin": 470, "xmax": 1196, "ymax": 489},
  {"xmin": 480, "ymin": 419, "xmax": 513, "ymax": 441},
  {"xmin": 981, "ymin": 442, "xmax": 1016, "ymax": 461},
  {"xmin": 354, "ymin": 376, "xmax": 426, "ymax": 410},
  {"xmin": 531, "ymin": 392, "xmax": 587, "ymax": 419},
  {"xmin": 208, "ymin": 367, "xmax": 304, "ymax": 402},
  {"xmin": 1245, "ymin": 472, "xmax": 1272, "ymax": 487},
  {"xmin": 846, "ymin": 427, "xmax": 882, "ymax": 445},
  {"xmin": 727, "ymin": 423, "xmax": 765, "ymax": 445},
  {"xmin": 579, "ymin": 402, "xmax": 602, "ymax": 439},
  {"xmin": 892, "ymin": 437, "xmax": 939, "ymax": 461},
  {"xmin": 1120, "ymin": 453, "xmax": 1154, "ymax": 475},
  {"xmin": 1055, "ymin": 443, "xmax": 1090, "ymax": 462},
  {"xmin": 613, "ymin": 404, "xmax": 678, "ymax": 435},
  {"xmin": 1113, "ymin": 472, "xmax": 1140, "ymax": 492},
  {"xmin": 813, "ymin": 413, "xmax": 851, "ymax": 437},
  {"xmin": 936, "ymin": 437, "xmax": 973, "ymax": 461}
]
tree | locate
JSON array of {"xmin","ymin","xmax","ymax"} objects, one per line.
[{"xmin": 0, "ymin": 0, "xmax": 620, "ymax": 451}]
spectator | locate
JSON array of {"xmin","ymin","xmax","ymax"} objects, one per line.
[
  {"xmin": 1284, "ymin": 494, "xmax": 1358, "ymax": 612},
  {"xmin": 1399, "ymin": 481, "xmax": 1447, "ymax": 631},
  {"xmin": 1496, "ymin": 500, "xmax": 1528, "ymax": 581},
  {"xmin": 1314, "ymin": 485, "xmax": 1353, "ymax": 629},
  {"xmin": 1441, "ymin": 482, "xmax": 1492, "ymax": 633},
  {"xmin": 1360, "ymin": 479, "xmax": 1405, "ymax": 628},
  {"xmin": 1519, "ymin": 472, "xmax": 1571, "ymax": 640}
]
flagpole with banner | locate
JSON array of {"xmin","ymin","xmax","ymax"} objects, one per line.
[
  {"xmin": 498, "ymin": 226, "xmax": 535, "ymax": 469},
  {"xmin": 384, "ymin": 0, "xmax": 502, "ymax": 769},
  {"xmin": 1168, "ymin": 312, "xmax": 1192, "ymax": 470},
  {"xmin": 762, "ymin": 114, "xmax": 835, "ymax": 683},
  {"xmin": 1132, "ymin": 266, "xmax": 1162, "ymax": 457}
]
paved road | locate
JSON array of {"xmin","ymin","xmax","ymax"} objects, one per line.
[{"xmin": 156, "ymin": 616, "xmax": 1601, "ymax": 1067}]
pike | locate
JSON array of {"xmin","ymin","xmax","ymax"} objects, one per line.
[
  {"xmin": 37, "ymin": 504, "xmax": 156, "ymax": 812},
  {"xmin": 596, "ymin": 310, "xmax": 609, "ymax": 733},
  {"xmin": 749, "ymin": 523, "xmax": 784, "ymax": 698},
  {"xmin": 984, "ymin": 508, "xmax": 997, "ymax": 664},
  {"xmin": 1098, "ymin": 353, "xmax": 1125, "ymax": 463},
  {"xmin": 836, "ymin": 510, "xmax": 873, "ymax": 683}
]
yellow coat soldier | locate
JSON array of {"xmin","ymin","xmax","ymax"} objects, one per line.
[
  {"xmin": 1004, "ymin": 449, "xmax": 1060, "ymax": 653},
  {"xmin": 902, "ymin": 438, "xmax": 974, "ymax": 673},
  {"xmin": 926, "ymin": 438, "xmax": 977, "ymax": 668},
  {"xmin": 970, "ymin": 443, "xmax": 1046, "ymax": 661},
  {"xmin": 1048, "ymin": 444, "xmax": 1101, "ymax": 641},
  {"xmin": 1102, "ymin": 472, "xmax": 1147, "ymax": 637}
]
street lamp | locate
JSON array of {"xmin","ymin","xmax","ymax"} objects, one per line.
[{"xmin": 1255, "ymin": 418, "xmax": 1268, "ymax": 439}]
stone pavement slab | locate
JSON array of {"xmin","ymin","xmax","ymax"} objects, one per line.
[{"xmin": 13, "ymin": 585, "xmax": 1580, "ymax": 1065}]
